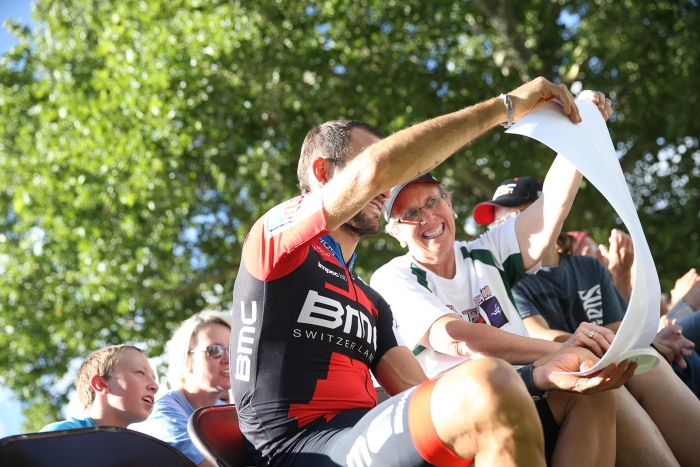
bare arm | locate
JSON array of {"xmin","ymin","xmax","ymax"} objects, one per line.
[
  {"xmin": 425, "ymin": 314, "xmax": 563, "ymax": 365},
  {"xmin": 520, "ymin": 314, "xmax": 615, "ymax": 357},
  {"xmin": 322, "ymin": 78, "xmax": 581, "ymax": 231},
  {"xmin": 601, "ymin": 229, "xmax": 634, "ymax": 302},
  {"xmin": 523, "ymin": 315, "xmax": 573, "ymax": 343},
  {"xmin": 374, "ymin": 346, "xmax": 429, "ymax": 395},
  {"xmin": 670, "ymin": 269, "xmax": 700, "ymax": 310},
  {"xmin": 514, "ymin": 155, "xmax": 582, "ymax": 270}
]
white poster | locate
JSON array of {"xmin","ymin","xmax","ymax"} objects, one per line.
[{"xmin": 506, "ymin": 99, "xmax": 660, "ymax": 375}]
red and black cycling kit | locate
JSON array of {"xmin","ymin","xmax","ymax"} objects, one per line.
[{"xmin": 231, "ymin": 191, "xmax": 473, "ymax": 467}]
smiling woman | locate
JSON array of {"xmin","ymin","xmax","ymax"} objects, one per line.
[
  {"xmin": 383, "ymin": 173, "xmax": 457, "ymax": 278},
  {"xmin": 369, "ymin": 91, "xmax": 640, "ymax": 466},
  {"xmin": 131, "ymin": 310, "xmax": 231, "ymax": 467}
]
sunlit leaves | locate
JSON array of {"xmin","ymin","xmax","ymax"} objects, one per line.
[{"xmin": 0, "ymin": 0, "xmax": 699, "ymax": 429}]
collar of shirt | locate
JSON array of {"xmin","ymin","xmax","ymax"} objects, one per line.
[{"xmin": 319, "ymin": 234, "xmax": 357, "ymax": 271}]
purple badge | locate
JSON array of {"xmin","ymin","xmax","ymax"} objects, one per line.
[{"xmin": 481, "ymin": 297, "xmax": 509, "ymax": 328}]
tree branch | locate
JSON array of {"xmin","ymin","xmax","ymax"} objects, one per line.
[
  {"xmin": 453, "ymin": 168, "xmax": 500, "ymax": 202},
  {"xmin": 150, "ymin": 263, "xmax": 239, "ymax": 303},
  {"xmin": 472, "ymin": 0, "xmax": 533, "ymax": 81}
]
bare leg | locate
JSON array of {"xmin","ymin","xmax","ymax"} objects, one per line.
[
  {"xmin": 545, "ymin": 390, "xmax": 617, "ymax": 467},
  {"xmin": 615, "ymin": 386, "xmax": 679, "ymax": 467},
  {"xmin": 625, "ymin": 361, "xmax": 700, "ymax": 467},
  {"xmin": 431, "ymin": 357, "xmax": 546, "ymax": 467}
]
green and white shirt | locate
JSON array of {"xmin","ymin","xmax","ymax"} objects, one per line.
[{"xmin": 370, "ymin": 218, "xmax": 536, "ymax": 378}]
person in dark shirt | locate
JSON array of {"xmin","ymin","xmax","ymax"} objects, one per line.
[{"xmin": 475, "ymin": 179, "xmax": 700, "ymax": 466}]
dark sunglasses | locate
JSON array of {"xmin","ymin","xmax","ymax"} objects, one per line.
[{"xmin": 189, "ymin": 344, "xmax": 229, "ymax": 359}]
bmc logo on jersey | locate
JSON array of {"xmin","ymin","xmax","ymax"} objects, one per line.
[
  {"xmin": 297, "ymin": 290, "xmax": 377, "ymax": 351},
  {"xmin": 234, "ymin": 301, "xmax": 258, "ymax": 382}
]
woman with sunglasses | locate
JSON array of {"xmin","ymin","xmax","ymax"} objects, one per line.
[{"xmin": 133, "ymin": 309, "xmax": 231, "ymax": 466}]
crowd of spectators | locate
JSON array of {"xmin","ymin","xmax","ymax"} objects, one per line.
[
  {"xmin": 23, "ymin": 78, "xmax": 700, "ymax": 467},
  {"xmin": 37, "ymin": 311, "xmax": 231, "ymax": 467}
]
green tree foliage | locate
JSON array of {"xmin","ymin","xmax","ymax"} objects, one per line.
[{"xmin": 0, "ymin": 0, "xmax": 698, "ymax": 429}]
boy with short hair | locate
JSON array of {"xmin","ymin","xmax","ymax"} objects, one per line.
[{"xmin": 40, "ymin": 344, "xmax": 158, "ymax": 431}]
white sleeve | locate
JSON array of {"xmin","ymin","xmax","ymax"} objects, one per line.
[
  {"xmin": 371, "ymin": 263, "xmax": 453, "ymax": 349},
  {"xmin": 392, "ymin": 324, "xmax": 408, "ymax": 347},
  {"xmin": 468, "ymin": 217, "xmax": 540, "ymax": 276}
]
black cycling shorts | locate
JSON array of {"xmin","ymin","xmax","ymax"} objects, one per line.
[{"xmin": 536, "ymin": 398, "xmax": 561, "ymax": 467}]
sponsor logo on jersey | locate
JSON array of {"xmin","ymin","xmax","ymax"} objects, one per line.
[
  {"xmin": 265, "ymin": 196, "xmax": 303, "ymax": 235},
  {"xmin": 294, "ymin": 289, "xmax": 377, "ymax": 362},
  {"xmin": 234, "ymin": 301, "xmax": 258, "ymax": 382},
  {"xmin": 317, "ymin": 261, "xmax": 347, "ymax": 281},
  {"xmin": 577, "ymin": 284, "xmax": 604, "ymax": 325},
  {"xmin": 311, "ymin": 242, "xmax": 334, "ymax": 261},
  {"xmin": 317, "ymin": 236, "xmax": 335, "ymax": 255}
]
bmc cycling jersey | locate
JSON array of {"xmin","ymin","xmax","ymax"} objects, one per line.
[{"xmin": 231, "ymin": 191, "xmax": 400, "ymax": 465}]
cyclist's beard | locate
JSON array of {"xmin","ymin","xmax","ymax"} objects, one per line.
[{"xmin": 340, "ymin": 209, "xmax": 381, "ymax": 239}]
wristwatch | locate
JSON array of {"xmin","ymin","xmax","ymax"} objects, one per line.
[{"xmin": 518, "ymin": 363, "xmax": 550, "ymax": 401}]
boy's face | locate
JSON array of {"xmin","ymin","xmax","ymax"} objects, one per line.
[{"xmin": 103, "ymin": 348, "xmax": 158, "ymax": 425}]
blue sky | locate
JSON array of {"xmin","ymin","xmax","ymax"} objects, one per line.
[
  {"xmin": 0, "ymin": 0, "xmax": 33, "ymax": 437},
  {"xmin": 0, "ymin": 1, "xmax": 32, "ymax": 56},
  {"xmin": 0, "ymin": 388, "xmax": 23, "ymax": 437}
]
